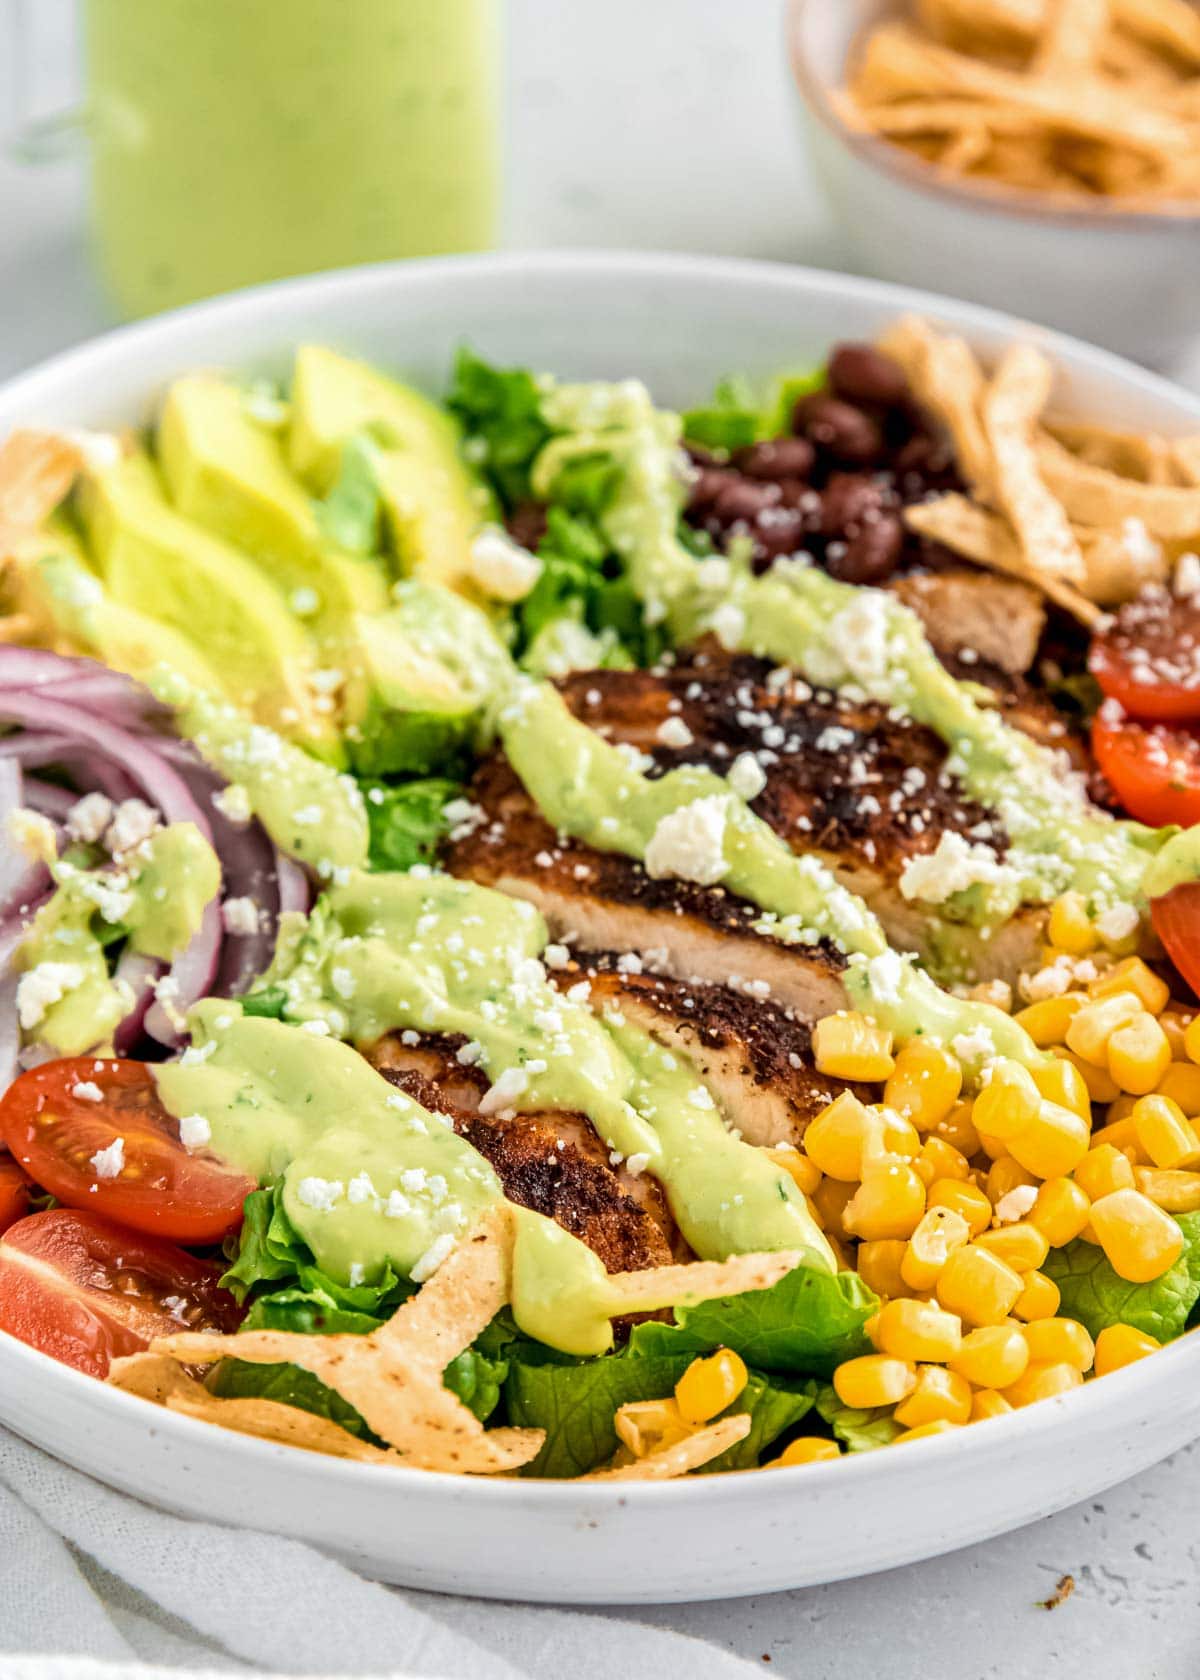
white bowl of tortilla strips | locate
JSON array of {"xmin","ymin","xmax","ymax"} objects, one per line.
[
  {"xmin": 2, "ymin": 253, "xmax": 1200, "ymax": 1600},
  {"xmin": 788, "ymin": 0, "xmax": 1200, "ymax": 367}
]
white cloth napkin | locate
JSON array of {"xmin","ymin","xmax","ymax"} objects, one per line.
[{"xmin": 0, "ymin": 1425, "xmax": 765, "ymax": 1680}]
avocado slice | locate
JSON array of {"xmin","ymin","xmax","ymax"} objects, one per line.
[
  {"xmin": 32, "ymin": 520, "xmax": 229, "ymax": 697},
  {"xmin": 343, "ymin": 579, "xmax": 512, "ymax": 777},
  {"xmin": 157, "ymin": 373, "xmax": 390, "ymax": 634},
  {"xmin": 76, "ymin": 449, "xmax": 340, "ymax": 761},
  {"xmin": 287, "ymin": 346, "xmax": 495, "ymax": 594}
]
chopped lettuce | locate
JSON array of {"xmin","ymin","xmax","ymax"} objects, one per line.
[
  {"xmin": 212, "ymin": 1359, "xmax": 380, "ymax": 1439},
  {"xmin": 682, "ymin": 368, "xmax": 824, "ymax": 453},
  {"xmin": 814, "ymin": 1385, "xmax": 901, "ymax": 1452},
  {"xmin": 1043, "ymin": 1212, "xmax": 1200, "ymax": 1343},
  {"xmin": 362, "ymin": 776, "xmax": 464, "ymax": 873},
  {"xmin": 447, "ymin": 349, "xmax": 551, "ymax": 510}
]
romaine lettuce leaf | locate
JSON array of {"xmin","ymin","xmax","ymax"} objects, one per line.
[
  {"xmin": 447, "ymin": 350, "xmax": 551, "ymax": 509},
  {"xmin": 1043, "ymin": 1212, "xmax": 1200, "ymax": 1343},
  {"xmin": 814, "ymin": 1384, "xmax": 901, "ymax": 1452},
  {"xmin": 362, "ymin": 776, "xmax": 464, "ymax": 873}
]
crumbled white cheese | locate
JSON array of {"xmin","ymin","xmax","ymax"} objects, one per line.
[
  {"xmin": 656, "ymin": 716, "xmax": 694, "ymax": 749},
  {"xmin": 479, "ymin": 1066, "xmax": 529, "ymax": 1115},
  {"xmin": 221, "ymin": 896, "xmax": 260, "ymax": 937},
  {"xmin": 865, "ymin": 950, "xmax": 905, "ymax": 1006},
  {"xmin": 16, "ymin": 961, "xmax": 84, "ymax": 1030},
  {"xmin": 899, "ymin": 832, "xmax": 1016, "ymax": 905},
  {"xmin": 543, "ymin": 943, "xmax": 571, "ymax": 970},
  {"xmin": 410, "ymin": 1232, "xmax": 457, "ymax": 1282},
  {"xmin": 90, "ymin": 1137, "xmax": 125, "ymax": 1179},
  {"xmin": 1096, "ymin": 902, "xmax": 1139, "ymax": 945},
  {"xmin": 951, "ymin": 1026, "xmax": 996, "ymax": 1065},
  {"xmin": 295, "ymin": 1176, "xmax": 344, "ymax": 1213},
  {"xmin": 728, "ymin": 752, "xmax": 767, "ymax": 802},
  {"xmin": 644, "ymin": 795, "xmax": 730, "ymax": 887},
  {"xmin": 70, "ymin": 1081, "xmax": 103, "ymax": 1102},
  {"xmin": 105, "ymin": 798, "xmax": 160, "ymax": 857},
  {"xmin": 177, "ymin": 1113, "xmax": 212, "ymax": 1151},
  {"xmin": 624, "ymin": 1152, "xmax": 651, "ymax": 1176},
  {"xmin": 8, "ymin": 808, "xmax": 57, "ymax": 865},
  {"xmin": 290, "ymin": 586, "xmax": 320, "ymax": 617},
  {"xmin": 993, "ymin": 1184, "xmax": 1039, "ymax": 1225},
  {"xmin": 65, "ymin": 792, "xmax": 114, "ymax": 846},
  {"xmin": 1174, "ymin": 551, "xmax": 1200, "ymax": 599},
  {"xmin": 466, "ymin": 525, "xmax": 543, "ymax": 601},
  {"xmin": 347, "ymin": 1171, "xmax": 378, "ymax": 1205},
  {"xmin": 348, "ymin": 1262, "xmax": 366, "ymax": 1288},
  {"xmin": 212, "ymin": 784, "xmax": 253, "ymax": 826},
  {"xmin": 709, "ymin": 601, "xmax": 746, "ymax": 649}
]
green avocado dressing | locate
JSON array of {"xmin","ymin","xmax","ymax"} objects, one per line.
[
  {"xmin": 253, "ymin": 867, "xmax": 833, "ymax": 1271},
  {"xmin": 1142, "ymin": 827, "xmax": 1200, "ymax": 901},
  {"xmin": 16, "ymin": 822, "xmax": 218, "ymax": 1055}
]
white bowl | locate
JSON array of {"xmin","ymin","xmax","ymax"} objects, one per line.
[
  {"xmin": 2, "ymin": 251, "xmax": 1200, "ymax": 1603},
  {"xmin": 787, "ymin": 0, "xmax": 1200, "ymax": 369}
]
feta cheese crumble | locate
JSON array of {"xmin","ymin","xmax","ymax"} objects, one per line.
[
  {"xmin": 644, "ymin": 795, "xmax": 730, "ymax": 887},
  {"xmin": 90, "ymin": 1137, "xmax": 125, "ymax": 1179},
  {"xmin": 177, "ymin": 1113, "xmax": 212, "ymax": 1152}
]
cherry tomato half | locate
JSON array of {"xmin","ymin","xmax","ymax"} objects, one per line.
[
  {"xmin": 0, "ymin": 1208, "xmax": 241, "ymax": 1377},
  {"xmin": 1090, "ymin": 592, "xmax": 1200, "ymax": 723},
  {"xmin": 1151, "ymin": 881, "xmax": 1200, "ymax": 1001},
  {"xmin": 1092, "ymin": 704, "xmax": 1200, "ymax": 829},
  {"xmin": 0, "ymin": 1058, "xmax": 254, "ymax": 1244},
  {"xmin": 0, "ymin": 1158, "xmax": 31, "ymax": 1235}
]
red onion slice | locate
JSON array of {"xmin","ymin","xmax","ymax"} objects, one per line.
[
  {"xmin": 276, "ymin": 854, "xmax": 311, "ymax": 916},
  {"xmin": 0, "ymin": 976, "xmax": 18, "ymax": 1097},
  {"xmin": 144, "ymin": 895, "xmax": 222, "ymax": 1047},
  {"xmin": 113, "ymin": 949, "xmax": 163, "ymax": 1053}
]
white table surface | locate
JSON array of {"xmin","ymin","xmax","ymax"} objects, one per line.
[{"xmin": 2, "ymin": 2, "xmax": 1200, "ymax": 1675}]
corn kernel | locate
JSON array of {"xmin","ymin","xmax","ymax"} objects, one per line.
[
  {"xmin": 675, "ymin": 1349, "xmax": 748, "ymax": 1425},
  {"xmin": 914, "ymin": 1136, "xmax": 971, "ymax": 1188},
  {"xmin": 1032, "ymin": 1056, "xmax": 1091, "ymax": 1119},
  {"xmin": 1104, "ymin": 1095, "xmax": 1139, "ymax": 1127},
  {"xmin": 1089, "ymin": 1116, "xmax": 1143, "ymax": 1160},
  {"xmin": 973, "ymin": 1059, "xmax": 1043, "ymax": 1141},
  {"xmin": 803, "ymin": 1091, "xmax": 879, "ymax": 1182},
  {"xmin": 856, "ymin": 1238, "xmax": 909, "ymax": 1299},
  {"xmin": 874, "ymin": 1297, "xmax": 963, "ymax": 1363},
  {"xmin": 1185, "ymin": 1015, "xmax": 1200, "ymax": 1067},
  {"xmin": 766, "ymin": 1146, "xmax": 822, "ymax": 1197},
  {"xmin": 1048, "ymin": 892, "xmax": 1097, "ymax": 956},
  {"xmin": 927, "ymin": 1178, "xmax": 992, "ymax": 1237},
  {"xmin": 893, "ymin": 1364, "xmax": 972, "ymax": 1427},
  {"xmin": 1089, "ymin": 957, "xmax": 1170, "ymax": 1015},
  {"xmin": 1059, "ymin": 1047, "xmax": 1121, "ymax": 1104},
  {"xmin": 1022, "ymin": 1316, "xmax": 1094, "ymax": 1372},
  {"xmin": 1074, "ymin": 1142, "xmax": 1137, "ymax": 1201},
  {"xmin": 1007, "ymin": 1100, "xmax": 1091, "ymax": 1179},
  {"xmin": 936, "ymin": 1244, "xmax": 1024, "ymax": 1326},
  {"xmin": 771, "ymin": 1437, "xmax": 841, "ymax": 1467},
  {"xmin": 1089, "ymin": 1188, "xmax": 1184, "ymax": 1281},
  {"xmin": 1160, "ymin": 1012, "xmax": 1193, "ymax": 1060},
  {"xmin": 1004, "ymin": 1361, "xmax": 1084, "ymax": 1407},
  {"xmin": 986, "ymin": 1157, "xmax": 1038, "ymax": 1205},
  {"xmin": 900, "ymin": 1205, "xmax": 971, "ymax": 1291},
  {"xmin": 1155, "ymin": 1061, "xmax": 1200, "ymax": 1117},
  {"xmin": 974, "ymin": 1126, "xmax": 1014, "ymax": 1163},
  {"xmin": 884, "ymin": 1041, "xmax": 962, "ymax": 1132},
  {"xmin": 812, "ymin": 1012, "xmax": 895, "ymax": 1082},
  {"xmin": 832, "ymin": 1354, "xmax": 917, "ymax": 1410},
  {"xmin": 970, "ymin": 1388, "xmax": 1014, "ymax": 1421},
  {"xmin": 1012, "ymin": 1269, "xmax": 1060, "ymax": 1321},
  {"xmin": 1132, "ymin": 1094, "xmax": 1200, "ymax": 1169},
  {"xmin": 1108, "ymin": 1015, "xmax": 1173, "ymax": 1097},
  {"xmin": 813, "ymin": 1175, "xmax": 856, "ymax": 1240},
  {"xmin": 1093, "ymin": 1323, "xmax": 1161, "ymax": 1377},
  {"xmin": 615, "ymin": 1398, "xmax": 690, "ymax": 1457},
  {"xmin": 1015, "ymin": 995, "xmax": 1084, "ymax": 1048},
  {"xmin": 1030, "ymin": 1177, "xmax": 1091, "ymax": 1247},
  {"xmin": 892, "ymin": 1418, "xmax": 965, "ymax": 1443},
  {"xmin": 975, "ymin": 1222, "xmax": 1051, "ymax": 1272},
  {"xmin": 1066, "ymin": 991, "xmax": 1144, "ymax": 1065},
  {"xmin": 1134, "ymin": 1166, "xmax": 1200, "ymax": 1213},
  {"xmin": 843, "ymin": 1161, "xmax": 927, "ymax": 1241},
  {"xmin": 934, "ymin": 1102, "xmax": 981, "ymax": 1158},
  {"xmin": 950, "ymin": 1324, "xmax": 1029, "ymax": 1388}
]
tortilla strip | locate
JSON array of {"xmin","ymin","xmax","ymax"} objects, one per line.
[
  {"xmin": 604, "ymin": 1249, "xmax": 803, "ymax": 1314},
  {"xmin": 0, "ymin": 431, "xmax": 82, "ymax": 558},
  {"xmin": 1171, "ymin": 437, "xmax": 1200, "ymax": 488},
  {"xmin": 1037, "ymin": 432, "xmax": 1200, "ymax": 539},
  {"xmin": 859, "ymin": 97, "xmax": 1058, "ymax": 137},
  {"xmin": 1045, "ymin": 418, "xmax": 1182, "ymax": 484},
  {"xmin": 1116, "ymin": 0, "xmax": 1200, "ymax": 66},
  {"xmin": 582, "ymin": 1414, "xmax": 752, "ymax": 1482},
  {"xmin": 903, "ymin": 495, "xmax": 1104, "ymax": 621},
  {"xmin": 982, "ymin": 343, "xmax": 1086, "ymax": 584},
  {"xmin": 877, "ymin": 316, "xmax": 994, "ymax": 493},
  {"xmin": 1034, "ymin": 0, "xmax": 1111, "ymax": 75}
]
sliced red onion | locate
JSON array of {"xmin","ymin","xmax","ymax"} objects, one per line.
[
  {"xmin": 0, "ymin": 976, "xmax": 19, "ymax": 1096},
  {"xmin": 276, "ymin": 854, "xmax": 311, "ymax": 916},
  {"xmin": 0, "ymin": 760, "xmax": 52, "ymax": 926},
  {"xmin": 144, "ymin": 895, "xmax": 222, "ymax": 1047},
  {"xmin": 22, "ymin": 779, "xmax": 76, "ymax": 822},
  {"xmin": 113, "ymin": 949, "xmax": 164, "ymax": 1054}
]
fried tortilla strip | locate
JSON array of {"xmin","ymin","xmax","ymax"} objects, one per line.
[
  {"xmin": 903, "ymin": 495, "xmax": 1103, "ymax": 621},
  {"xmin": 0, "ymin": 430, "xmax": 82, "ymax": 557},
  {"xmin": 1171, "ymin": 437, "xmax": 1200, "ymax": 488},
  {"xmin": 982, "ymin": 343, "xmax": 1086, "ymax": 585},
  {"xmin": 1033, "ymin": 0, "xmax": 1111, "ymax": 75},
  {"xmin": 582, "ymin": 1414, "xmax": 752, "ymax": 1482},
  {"xmin": 916, "ymin": 0, "xmax": 1044, "ymax": 49},
  {"xmin": 1037, "ymin": 432, "xmax": 1200, "ymax": 540},
  {"xmin": 108, "ymin": 1352, "xmax": 404, "ymax": 1464},
  {"xmin": 603, "ymin": 1249, "xmax": 804, "ymax": 1314},
  {"xmin": 1116, "ymin": 0, "xmax": 1200, "ymax": 66},
  {"xmin": 1045, "ymin": 418, "xmax": 1182, "ymax": 484},
  {"xmin": 877, "ymin": 315, "xmax": 994, "ymax": 492}
]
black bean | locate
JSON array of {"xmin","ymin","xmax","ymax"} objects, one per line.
[
  {"xmin": 828, "ymin": 343, "xmax": 910, "ymax": 409},
  {"xmin": 732, "ymin": 436, "xmax": 816, "ymax": 482},
  {"xmin": 506, "ymin": 501, "xmax": 547, "ymax": 550},
  {"xmin": 793, "ymin": 393, "xmax": 883, "ymax": 465},
  {"xmin": 826, "ymin": 512, "xmax": 904, "ymax": 584},
  {"xmin": 753, "ymin": 506, "xmax": 807, "ymax": 560},
  {"xmin": 714, "ymin": 479, "xmax": 780, "ymax": 523},
  {"xmin": 819, "ymin": 471, "xmax": 884, "ymax": 537},
  {"xmin": 688, "ymin": 465, "xmax": 738, "ymax": 512}
]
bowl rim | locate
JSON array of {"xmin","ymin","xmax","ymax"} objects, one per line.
[
  {"xmin": 785, "ymin": 0, "xmax": 1200, "ymax": 233},
  {"xmin": 1, "ymin": 246, "xmax": 1199, "ymax": 1513}
]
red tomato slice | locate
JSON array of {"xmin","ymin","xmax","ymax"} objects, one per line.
[
  {"xmin": 0, "ymin": 1158, "xmax": 31, "ymax": 1235},
  {"xmin": 1091, "ymin": 703, "xmax": 1200, "ymax": 828},
  {"xmin": 0, "ymin": 1208, "xmax": 242, "ymax": 1377},
  {"xmin": 1151, "ymin": 881, "xmax": 1200, "ymax": 1001},
  {"xmin": 0, "ymin": 1058, "xmax": 254, "ymax": 1244},
  {"xmin": 1090, "ymin": 591, "xmax": 1200, "ymax": 723}
]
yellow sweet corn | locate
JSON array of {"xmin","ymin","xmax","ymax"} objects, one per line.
[
  {"xmin": 766, "ymin": 1146, "xmax": 822, "ymax": 1197},
  {"xmin": 1003, "ymin": 1361, "xmax": 1083, "ymax": 1407},
  {"xmin": 884, "ymin": 1041, "xmax": 962, "ymax": 1132},
  {"xmin": 1022, "ymin": 1317, "xmax": 1095, "ymax": 1372},
  {"xmin": 985, "ymin": 1158, "xmax": 1038, "ymax": 1205},
  {"xmin": 1089, "ymin": 1188, "xmax": 1184, "ymax": 1281},
  {"xmin": 771, "ymin": 1437, "xmax": 841, "ymax": 1467},
  {"xmin": 1074, "ymin": 1142, "xmax": 1137, "ymax": 1201},
  {"xmin": 874, "ymin": 1297, "xmax": 963, "ymax": 1363},
  {"xmin": 892, "ymin": 1419, "xmax": 965, "ymax": 1443},
  {"xmin": 1066, "ymin": 991, "xmax": 1144, "ymax": 1065},
  {"xmin": 934, "ymin": 1103, "xmax": 982, "ymax": 1158},
  {"xmin": 843, "ymin": 1160, "xmax": 927, "ymax": 1241},
  {"xmin": 1134, "ymin": 1166, "xmax": 1200, "ymax": 1213},
  {"xmin": 1012, "ymin": 1269, "xmax": 1060, "ymax": 1322},
  {"xmin": 1155, "ymin": 1061, "xmax": 1200, "ymax": 1117},
  {"xmin": 901, "ymin": 1205, "xmax": 971, "ymax": 1292},
  {"xmin": 615, "ymin": 1398, "xmax": 690, "ymax": 1457},
  {"xmin": 914, "ymin": 1136, "xmax": 971, "ymax": 1188},
  {"xmin": 926, "ymin": 1178, "xmax": 992, "ymax": 1237},
  {"xmin": 812, "ymin": 1012, "xmax": 895, "ymax": 1081},
  {"xmin": 972, "ymin": 1059, "xmax": 1042, "ymax": 1141},
  {"xmin": 970, "ymin": 1388, "xmax": 1014, "ymax": 1421},
  {"xmin": 832, "ymin": 1354, "xmax": 917, "ymax": 1410},
  {"xmin": 1131, "ymin": 1094, "xmax": 1200, "ymax": 1170},
  {"xmin": 813, "ymin": 1175, "xmax": 856, "ymax": 1240},
  {"xmin": 1060, "ymin": 1047, "xmax": 1121, "ymax": 1104},
  {"xmin": 1047, "ymin": 892, "xmax": 1097, "ymax": 956},
  {"xmin": 1160, "ymin": 1012, "xmax": 1193, "ymax": 1060},
  {"xmin": 1030, "ymin": 1177, "xmax": 1091, "ymax": 1247},
  {"xmin": 1107, "ymin": 1014, "xmax": 1173, "ymax": 1097},
  {"xmin": 675, "ymin": 1349, "xmax": 748, "ymax": 1425},
  {"xmin": 1015, "ymin": 995, "xmax": 1084, "ymax": 1048},
  {"xmin": 1089, "ymin": 957, "xmax": 1170, "ymax": 1015},
  {"xmin": 936, "ymin": 1245, "xmax": 1024, "ymax": 1326},
  {"xmin": 1093, "ymin": 1323, "xmax": 1161, "ymax": 1377},
  {"xmin": 1089, "ymin": 1116, "xmax": 1143, "ymax": 1160},
  {"xmin": 893, "ymin": 1364, "xmax": 972, "ymax": 1428},
  {"xmin": 856, "ymin": 1238, "xmax": 909, "ymax": 1300},
  {"xmin": 1185, "ymin": 1014, "xmax": 1200, "ymax": 1068},
  {"xmin": 802, "ymin": 1091, "xmax": 880, "ymax": 1182},
  {"xmin": 1032, "ymin": 1056, "xmax": 1092, "ymax": 1120},
  {"xmin": 1007, "ymin": 1100, "xmax": 1091, "ymax": 1179},
  {"xmin": 1104, "ymin": 1095, "xmax": 1139, "ymax": 1127},
  {"xmin": 951, "ymin": 1323, "xmax": 1030, "ymax": 1389},
  {"xmin": 975, "ymin": 1222, "xmax": 1051, "ymax": 1273}
]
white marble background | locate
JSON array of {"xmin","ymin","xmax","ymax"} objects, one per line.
[{"xmin": 1, "ymin": 2, "xmax": 1199, "ymax": 1674}]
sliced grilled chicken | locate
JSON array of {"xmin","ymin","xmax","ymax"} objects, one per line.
[
  {"xmin": 366, "ymin": 1030, "xmax": 680, "ymax": 1271},
  {"xmin": 554, "ymin": 954, "xmax": 865, "ymax": 1149}
]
